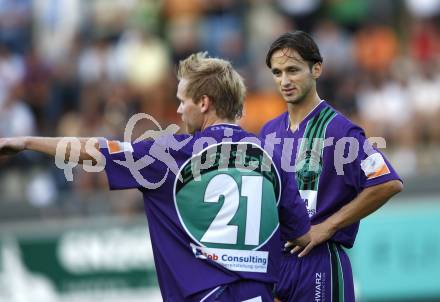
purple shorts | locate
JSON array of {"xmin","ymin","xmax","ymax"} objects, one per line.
[
  {"xmin": 189, "ymin": 279, "xmax": 274, "ymax": 302},
  {"xmin": 275, "ymin": 242, "xmax": 355, "ymax": 302}
]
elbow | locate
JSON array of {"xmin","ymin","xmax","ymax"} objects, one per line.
[
  {"xmin": 392, "ymin": 180, "xmax": 403, "ymax": 194},
  {"xmin": 386, "ymin": 180, "xmax": 403, "ymax": 197}
]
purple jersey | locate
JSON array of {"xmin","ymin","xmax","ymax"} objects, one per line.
[
  {"xmin": 99, "ymin": 124, "xmax": 310, "ymax": 300},
  {"xmin": 260, "ymin": 101, "xmax": 401, "ymax": 248}
]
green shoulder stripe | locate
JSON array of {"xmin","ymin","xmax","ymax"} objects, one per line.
[
  {"xmin": 305, "ymin": 107, "xmax": 337, "ymax": 149},
  {"xmin": 296, "ymin": 106, "xmax": 337, "ymax": 191}
]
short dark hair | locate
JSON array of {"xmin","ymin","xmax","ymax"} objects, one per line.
[{"xmin": 265, "ymin": 31, "xmax": 323, "ymax": 69}]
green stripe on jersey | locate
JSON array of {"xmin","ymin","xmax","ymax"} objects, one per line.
[
  {"xmin": 306, "ymin": 107, "xmax": 333, "ymax": 149},
  {"xmin": 330, "ymin": 243, "xmax": 345, "ymax": 302},
  {"xmin": 296, "ymin": 106, "xmax": 337, "ymax": 191}
]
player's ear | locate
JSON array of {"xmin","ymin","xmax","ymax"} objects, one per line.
[
  {"xmin": 311, "ymin": 62, "xmax": 322, "ymax": 79},
  {"xmin": 199, "ymin": 95, "xmax": 211, "ymax": 113}
]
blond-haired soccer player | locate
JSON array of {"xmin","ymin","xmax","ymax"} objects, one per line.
[{"xmin": 1, "ymin": 52, "xmax": 310, "ymax": 301}]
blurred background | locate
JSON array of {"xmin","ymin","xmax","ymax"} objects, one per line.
[{"xmin": 0, "ymin": 0, "xmax": 439, "ymax": 301}]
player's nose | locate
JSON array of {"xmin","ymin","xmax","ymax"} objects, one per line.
[
  {"xmin": 177, "ymin": 103, "xmax": 183, "ymax": 114},
  {"xmin": 280, "ymin": 72, "xmax": 291, "ymax": 86}
]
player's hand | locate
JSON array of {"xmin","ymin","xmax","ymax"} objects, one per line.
[
  {"xmin": 284, "ymin": 231, "xmax": 311, "ymax": 254},
  {"xmin": 296, "ymin": 222, "xmax": 335, "ymax": 257},
  {"xmin": 0, "ymin": 137, "xmax": 26, "ymax": 156}
]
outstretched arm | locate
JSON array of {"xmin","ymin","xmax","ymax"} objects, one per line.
[
  {"xmin": 0, "ymin": 137, "xmax": 101, "ymax": 164},
  {"xmin": 288, "ymin": 180, "xmax": 403, "ymax": 256}
]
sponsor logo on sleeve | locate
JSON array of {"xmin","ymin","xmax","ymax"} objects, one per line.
[
  {"xmin": 361, "ymin": 152, "xmax": 390, "ymax": 180},
  {"xmin": 107, "ymin": 140, "xmax": 134, "ymax": 154}
]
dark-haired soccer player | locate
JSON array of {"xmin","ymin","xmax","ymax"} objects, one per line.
[
  {"xmin": 0, "ymin": 52, "xmax": 310, "ymax": 301},
  {"xmin": 260, "ymin": 31, "xmax": 403, "ymax": 301}
]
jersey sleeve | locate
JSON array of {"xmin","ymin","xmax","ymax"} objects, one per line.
[
  {"xmin": 99, "ymin": 133, "xmax": 193, "ymax": 191},
  {"xmin": 278, "ymin": 170, "xmax": 311, "ymax": 241},
  {"xmin": 341, "ymin": 126, "xmax": 402, "ymax": 191},
  {"xmin": 99, "ymin": 138, "xmax": 166, "ymax": 190}
]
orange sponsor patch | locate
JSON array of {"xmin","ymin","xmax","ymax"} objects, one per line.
[
  {"xmin": 366, "ymin": 163, "xmax": 390, "ymax": 179},
  {"xmin": 107, "ymin": 140, "xmax": 133, "ymax": 154},
  {"xmin": 361, "ymin": 152, "xmax": 391, "ymax": 180},
  {"xmin": 108, "ymin": 140, "xmax": 122, "ymax": 153}
]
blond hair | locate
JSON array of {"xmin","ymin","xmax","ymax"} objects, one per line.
[{"xmin": 177, "ymin": 52, "xmax": 245, "ymax": 120}]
